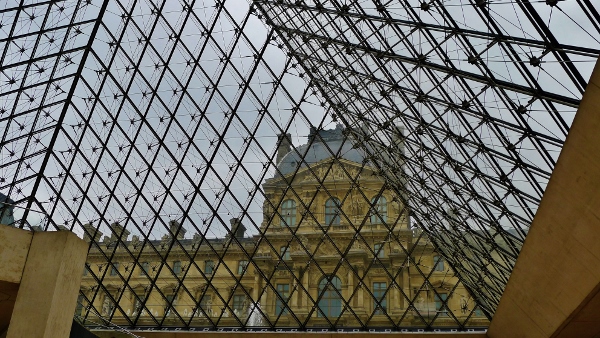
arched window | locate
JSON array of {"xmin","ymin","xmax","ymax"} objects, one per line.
[
  {"xmin": 325, "ymin": 198, "xmax": 341, "ymax": 226},
  {"xmin": 370, "ymin": 196, "xmax": 387, "ymax": 224},
  {"xmin": 318, "ymin": 276, "xmax": 342, "ymax": 317},
  {"xmin": 281, "ymin": 199, "xmax": 296, "ymax": 227}
]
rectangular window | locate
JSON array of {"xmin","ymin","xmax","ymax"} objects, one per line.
[
  {"xmin": 165, "ymin": 294, "xmax": 176, "ymax": 316},
  {"xmin": 433, "ymin": 255, "xmax": 444, "ymax": 272},
  {"xmin": 374, "ymin": 243, "xmax": 384, "ymax": 258},
  {"xmin": 205, "ymin": 260, "xmax": 214, "ymax": 274},
  {"xmin": 434, "ymin": 293, "xmax": 448, "ymax": 316},
  {"xmin": 373, "ymin": 282, "xmax": 387, "ymax": 315},
  {"xmin": 110, "ymin": 262, "xmax": 119, "ymax": 276},
  {"xmin": 134, "ymin": 292, "xmax": 146, "ymax": 315},
  {"xmin": 238, "ymin": 260, "xmax": 248, "ymax": 275},
  {"xmin": 280, "ymin": 246, "xmax": 290, "ymax": 260},
  {"xmin": 200, "ymin": 294, "xmax": 212, "ymax": 315},
  {"xmin": 173, "ymin": 261, "xmax": 182, "ymax": 275},
  {"xmin": 83, "ymin": 265, "xmax": 89, "ymax": 276},
  {"xmin": 276, "ymin": 284, "xmax": 290, "ymax": 315},
  {"xmin": 233, "ymin": 294, "xmax": 246, "ymax": 315},
  {"xmin": 140, "ymin": 262, "xmax": 149, "ymax": 276}
]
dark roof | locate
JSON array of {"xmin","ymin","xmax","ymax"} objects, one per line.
[{"xmin": 276, "ymin": 125, "xmax": 371, "ymax": 176}]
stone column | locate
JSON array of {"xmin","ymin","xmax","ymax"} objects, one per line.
[
  {"xmin": 6, "ymin": 229, "xmax": 87, "ymax": 338},
  {"xmin": 253, "ymin": 275, "xmax": 260, "ymax": 301},
  {"xmin": 291, "ymin": 271, "xmax": 299, "ymax": 308},
  {"xmin": 403, "ymin": 265, "xmax": 410, "ymax": 310},
  {"xmin": 302, "ymin": 269, "xmax": 310, "ymax": 308},
  {"xmin": 357, "ymin": 268, "xmax": 364, "ymax": 308},
  {"xmin": 347, "ymin": 269, "xmax": 354, "ymax": 307},
  {"xmin": 392, "ymin": 279, "xmax": 400, "ymax": 314}
]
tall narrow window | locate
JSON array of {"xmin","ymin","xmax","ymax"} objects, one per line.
[
  {"xmin": 280, "ymin": 246, "xmax": 290, "ymax": 260},
  {"xmin": 83, "ymin": 265, "xmax": 89, "ymax": 276},
  {"xmin": 433, "ymin": 255, "xmax": 444, "ymax": 272},
  {"xmin": 434, "ymin": 293, "xmax": 448, "ymax": 316},
  {"xmin": 374, "ymin": 243, "xmax": 385, "ymax": 258},
  {"xmin": 276, "ymin": 284, "xmax": 290, "ymax": 315},
  {"xmin": 133, "ymin": 292, "xmax": 147, "ymax": 315},
  {"xmin": 140, "ymin": 262, "xmax": 149, "ymax": 276},
  {"xmin": 205, "ymin": 260, "xmax": 214, "ymax": 274},
  {"xmin": 373, "ymin": 282, "xmax": 387, "ymax": 315},
  {"xmin": 110, "ymin": 262, "xmax": 119, "ymax": 276},
  {"xmin": 281, "ymin": 199, "xmax": 296, "ymax": 227},
  {"xmin": 199, "ymin": 294, "xmax": 212, "ymax": 316},
  {"xmin": 173, "ymin": 261, "xmax": 182, "ymax": 275},
  {"xmin": 165, "ymin": 294, "xmax": 176, "ymax": 316},
  {"xmin": 370, "ymin": 196, "xmax": 387, "ymax": 224},
  {"xmin": 318, "ymin": 276, "xmax": 342, "ymax": 317},
  {"xmin": 238, "ymin": 260, "xmax": 249, "ymax": 274},
  {"xmin": 325, "ymin": 198, "xmax": 341, "ymax": 225},
  {"xmin": 233, "ymin": 295, "xmax": 246, "ymax": 315}
]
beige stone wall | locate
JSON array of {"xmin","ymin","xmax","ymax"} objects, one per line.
[{"xmin": 79, "ymin": 160, "xmax": 488, "ymax": 328}]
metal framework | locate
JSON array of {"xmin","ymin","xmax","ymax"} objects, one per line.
[{"xmin": 0, "ymin": 0, "xmax": 598, "ymax": 332}]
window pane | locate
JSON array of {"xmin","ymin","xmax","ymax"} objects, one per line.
[
  {"xmin": 141, "ymin": 262, "xmax": 149, "ymax": 276},
  {"xmin": 325, "ymin": 198, "xmax": 341, "ymax": 225},
  {"xmin": 238, "ymin": 260, "xmax": 248, "ymax": 274},
  {"xmin": 173, "ymin": 261, "xmax": 182, "ymax": 275},
  {"xmin": 434, "ymin": 255, "xmax": 444, "ymax": 272},
  {"xmin": 281, "ymin": 199, "xmax": 296, "ymax": 227},
  {"xmin": 374, "ymin": 243, "xmax": 384, "ymax": 258},
  {"xmin": 434, "ymin": 293, "xmax": 448, "ymax": 316},
  {"xmin": 200, "ymin": 295, "xmax": 212, "ymax": 317},
  {"xmin": 233, "ymin": 295, "xmax": 246, "ymax": 316},
  {"xmin": 373, "ymin": 282, "xmax": 387, "ymax": 315},
  {"xmin": 370, "ymin": 196, "xmax": 387, "ymax": 224},
  {"xmin": 318, "ymin": 276, "xmax": 342, "ymax": 317},
  {"xmin": 280, "ymin": 246, "xmax": 290, "ymax": 260},
  {"xmin": 276, "ymin": 284, "xmax": 290, "ymax": 315},
  {"xmin": 205, "ymin": 260, "xmax": 214, "ymax": 274},
  {"xmin": 111, "ymin": 262, "xmax": 119, "ymax": 276}
]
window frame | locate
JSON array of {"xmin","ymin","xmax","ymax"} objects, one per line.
[
  {"xmin": 280, "ymin": 246, "xmax": 290, "ymax": 261},
  {"xmin": 204, "ymin": 260, "xmax": 215, "ymax": 274},
  {"xmin": 232, "ymin": 294, "xmax": 246, "ymax": 315},
  {"xmin": 110, "ymin": 262, "xmax": 119, "ymax": 276},
  {"xmin": 173, "ymin": 260, "xmax": 182, "ymax": 275},
  {"xmin": 374, "ymin": 243, "xmax": 385, "ymax": 258},
  {"xmin": 275, "ymin": 283, "xmax": 290, "ymax": 315},
  {"xmin": 325, "ymin": 197, "xmax": 341, "ymax": 226},
  {"xmin": 238, "ymin": 260, "xmax": 249, "ymax": 275},
  {"xmin": 370, "ymin": 196, "xmax": 388, "ymax": 224},
  {"xmin": 433, "ymin": 255, "xmax": 444, "ymax": 272},
  {"xmin": 317, "ymin": 276, "xmax": 342, "ymax": 317},
  {"xmin": 434, "ymin": 293, "xmax": 449, "ymax": 316},
  {"xmin": 372, "ymin": 282, "xmax": 387, "ymax": 315},
  {"xmin": 280, "ymin": 199, "xmax": 297, "ymax": 227},
  {"xmin": 140, "ymin": 262, "xmax": 149, "ymax": 276}
]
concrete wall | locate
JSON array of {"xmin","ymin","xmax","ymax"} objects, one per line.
[
  {"xmin": 0, "ymin": 225, "xmax": 88, "ymax": 338},
  {"xmin": 488, "ymin": 60, "xmax": 600, "ymax": 337}
]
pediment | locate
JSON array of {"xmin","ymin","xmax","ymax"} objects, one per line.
[{"xmin": 268, "ymin": 158, "xmax": 378, "ymax": 185}]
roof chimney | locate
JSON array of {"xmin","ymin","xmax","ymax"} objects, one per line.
[
  {"xmin": 169, "ymin": 220, "xmax": 186, "ymax": 239},
  {"xmin": 276, "ymin": 133, "xmax": 292, "ymax": 164},
  {"xmin": 229, "ymin": 218, "xmax": 246, "ymax": 239},
  {"xmin": 109, "ymin": 222, "xmax": 130, "ymax": 242}
]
